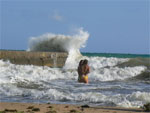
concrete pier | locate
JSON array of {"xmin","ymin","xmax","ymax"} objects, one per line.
[{"xmin": 0, "ymin": 50, "xmax": 68, "ymax": 68}]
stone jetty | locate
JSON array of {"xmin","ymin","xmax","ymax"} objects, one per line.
[{"xmin": 0, "ymin": 50, "xmax": 68, "ymax": 68}]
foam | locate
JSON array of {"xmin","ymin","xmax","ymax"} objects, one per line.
[
  {"xmin": 28, "ymin": 28, "xmax": 89, "ymax": 69},
  {"xmin": 118, "ymin": 91, "xmax": 150, "ymax": 108},
  {"xmin": 0, "ymin": 59, "xmax": 146, "ymax": 85},
  {"xmin": 89, "ymin": 66, "xmax": 146, "ymax": 81},
  {"xmin": 1, "ymin": 80, "xmax": 149, "ymax": 108}
]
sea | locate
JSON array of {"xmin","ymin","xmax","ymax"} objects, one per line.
[{"xmin": 0, "ymin": 28, "xmax": 150, "ymax": 108}]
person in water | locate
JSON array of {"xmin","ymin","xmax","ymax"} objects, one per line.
[
  {"xmin": 77, "ymin": 60, "xmax": 83, "ymax": 82},
  {"xmin": 78, "ymin": 59, "xmax": 90, "ymax": 83}
]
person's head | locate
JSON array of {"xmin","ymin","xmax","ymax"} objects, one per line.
[
  {"xmin": 79, "ymin": 60, "xmax": 83, "ymax": 66},
  {"xmin": 83, "ymin": 59, "xmax": 88, "ymax": 65}
]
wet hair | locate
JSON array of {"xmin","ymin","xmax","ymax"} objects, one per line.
[
  {"xmin": 83, "ymin": 59, "xmax": 88, "ymax": 65},
  {"xmin": 79, "ymin": 60, "xmax": 83, "ymax": 66}
]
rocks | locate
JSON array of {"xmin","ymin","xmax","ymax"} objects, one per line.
[
  {"xmin": 0, "ymin": 50, "xmax": 68, "ymax": 68},
  {"xmin": 81, "ymin": 104, "xmax": 90, "ymax": 108},
  {"xmin": 0, "ymin": 109, "xmax": 24, "ymax": 113},
  {"xmin": 27, "ymin": 106, "xmax": 40, "ymax": 112},
  {"xmin": 4, "ymin": 109, "xmax": 17, "ymax": 112},
  {"xmin": 143, "ymin": 103, "xmax": 150, "ymax": 112},
  {"xmin": 32, "ymin": 108, "xmax": 40, "ymax": 111},
  {"xmin": 27, "ymin": 106, "xmax": 34, "ymax": 109}
]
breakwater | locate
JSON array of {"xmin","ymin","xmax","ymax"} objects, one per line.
[{"xmin": 0, "ymin": 50, "xmax": 68, "ymax": 68}]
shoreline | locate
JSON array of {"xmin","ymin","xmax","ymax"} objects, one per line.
[{"xmin": 0, "ymin": 102, "xmax": 146, "ymax": 113}]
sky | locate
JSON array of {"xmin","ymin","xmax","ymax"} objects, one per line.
[{"xmin": 0, "ymin": 0, "xmax": 149, "ymax": 54}]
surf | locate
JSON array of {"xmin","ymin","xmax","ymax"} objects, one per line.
[
  {"xmin": 28, "ymin": 28, "xmax": 89, "ymax": 69},
  {"xmin": 0, "ymin": 28, "xmax": 149, "ymax": 108}
]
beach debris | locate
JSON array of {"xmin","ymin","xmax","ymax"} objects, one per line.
[
  {"xmin": 27, "ymin": 109, "xmax": 31, "ymax": 112},
  {"xmin": 0, "ymin": 109, "xmax": 25, "ymax": 113},
  {"xmin": 47, "ymin": 106, "xmax": 53, "ymax": 109},
  {"xmin": 32, "ymin": 107, "xmax": 40, "ymax": 111},
  {"xmin": 4, "ymin": 109, "xmax": 17, "ymax": 112},
  {"xmin": 16, "ymin": 111, "xmax": 24, "ymax": 113},
  {"xmin": 143, "ymin": 103, "xmax": 150, "ymax": 112},
  {"xmin": 70, "ymin": 109, "xmax": 76, "ymax": 112},
  {"xmin": 80, "ymin": 108, "xmax": 84, "ymax": 111},
  {"xmin": 81, "ymin": 104, "xmax": 90, "ymax": 108},
  {"xmin": 27, "ymin": 106, "xmax": 34, "ymax": 109},
  {"xmin": 46, "ymin": 105, "xmax": 57, "ymax": 113},
  {"xmin": 65, "ymin": 105, "xmax": 69, "ymax": 108},
  {"xmin": 70, "ymin": 109, "xmax": 81, "ymax": 113},
  {"xmin": 46, "ymin": 110, "xmax": 57, "ymax": 113},
  {"xmin": 27, "ymin": 106, "xmax": 40, "ymax": 112}
]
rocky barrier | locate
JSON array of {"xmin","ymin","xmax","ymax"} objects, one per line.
[{"xmin": 0, "ymin": 50, "xmax": 68, "ymax": 68}]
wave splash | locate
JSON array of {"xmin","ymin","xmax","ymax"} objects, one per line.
[
  {"xmin": 28, "ymin": 28, "xmax": 89, "ymax": 53},
  {"xmin": 28, "ymin": 28, "xmax": 89, "ymax": 69}
]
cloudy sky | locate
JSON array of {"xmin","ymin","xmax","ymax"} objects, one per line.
[{"xmin": 0, "ymin": 0, "xmax": 149, "ymax": 54}]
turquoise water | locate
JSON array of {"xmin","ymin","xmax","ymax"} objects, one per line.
[{"xmin": 82, "ymin": 52, "xmax": 150, "ymax": 58}]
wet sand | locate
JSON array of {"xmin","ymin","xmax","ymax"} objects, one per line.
[{"xmin": 0, "ymin": 102, "xmax": 146, "ymax": 113}]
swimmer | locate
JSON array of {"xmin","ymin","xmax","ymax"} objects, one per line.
[{"xmin": 78, "ymin": 59, "xmax": 90, "ymax": 84}]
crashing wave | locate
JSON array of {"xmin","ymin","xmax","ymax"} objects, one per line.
[{"xmin": 28, "ymin": 28, "xmax": 89, "ymax": 69}]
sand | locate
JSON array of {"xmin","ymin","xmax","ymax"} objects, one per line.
[{"xmin": 0, "ymin": 102, "xmax": 146, "ymax": 113}]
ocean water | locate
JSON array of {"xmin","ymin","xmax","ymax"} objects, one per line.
[{"xmin": 0, "ymin": 28, "xmax": 150, "ymax": 108}]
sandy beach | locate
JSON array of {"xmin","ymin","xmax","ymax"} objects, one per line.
[{"xmin": 0, "ymin": 102, "xmax": 146, "ymax": 113}]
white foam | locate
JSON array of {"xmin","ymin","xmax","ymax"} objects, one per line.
[
  {"xmin": 89, "ymin": 66, "xmax": 146, "ymax": 81},
  {"xmin": 28, "ymin": 28, "xmax": 89, "ymax": 69},
  {"xmin": 0, "ymin": 58, "xmax": 146, "ymax": 84},
  {"xmin": 118, "ymin": 91, "xmax": 150, "ymax": 108},
  {"xmin": 0, "ymin": 60, "xmax": 149, "ymax": 108},
  {"xmin": 88, "ymin": 57, "xmax": 129, "ymax": 69},
  {"xmin": 129, "ymin": 91, "xmax": 150, "ymax": 103}
]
